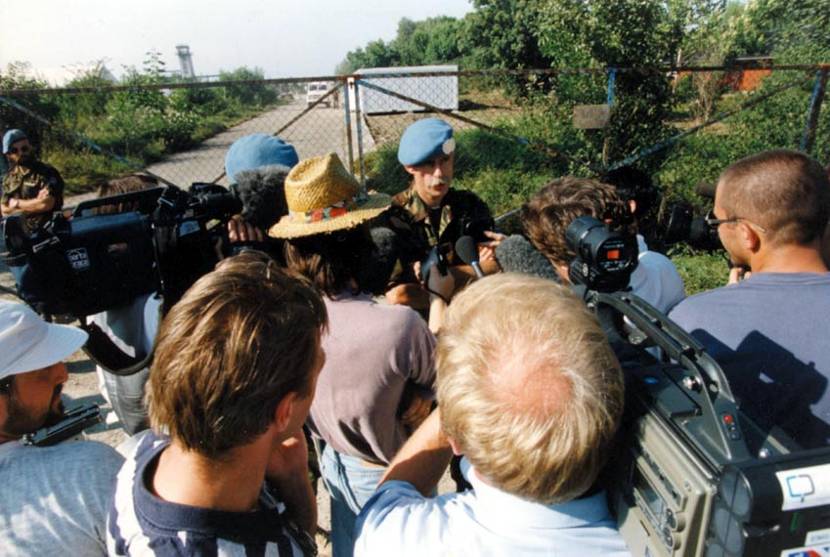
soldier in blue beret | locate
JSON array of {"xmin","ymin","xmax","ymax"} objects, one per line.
[
  {"xmin": 1, "ymin": 129, "xmax": 64, "ymax": 230},
  {"xmin": 385, "ymin": 118, "xmax": 499, "ymax": 309}
]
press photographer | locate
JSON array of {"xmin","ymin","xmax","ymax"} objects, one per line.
[{"xmin": 521, "ymin": 176, "xmax": 686, "ymax": 313}]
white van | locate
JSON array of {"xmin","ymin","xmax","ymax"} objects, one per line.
[{"xmin": 306, "ymin": 81, "xmax": 338, "ymax": 108}]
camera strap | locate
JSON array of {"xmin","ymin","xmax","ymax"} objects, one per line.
[{"xmin": 77, "ymin": 299, "xmax": 165, "ymax": 377}]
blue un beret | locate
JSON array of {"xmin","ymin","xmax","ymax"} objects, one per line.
[
  {"xmin": 3, "ymin": 129, "xmax": 28, "ymax": 154},
  {"xmin": 225, "ymin": 134, "xmax": 299, "ymax": 183},
  {"xmin": 397, "ymin": 119, "xmax": 455, "ymax": 166}
]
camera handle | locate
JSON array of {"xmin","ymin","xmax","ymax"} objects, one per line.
[
  {"xmin": 584, "ymin": 289, "xmax": 752, "ymax": 463},
  {"xmin": 77, "ymin": 297, "xmax": 164, "ymax": 377}
]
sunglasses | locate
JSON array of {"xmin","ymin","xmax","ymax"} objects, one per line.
[
  {"xmin": 704, "ymin": 209, "xmax": 767, "ymax": 233},
  {"xmin": 8, "ymin": 145, "xmax": 31, "ymax": 155}
]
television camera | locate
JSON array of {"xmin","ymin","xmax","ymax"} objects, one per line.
[
  {"xmin": 566, "ymin": 216, "xmax": 830, "ymax": 557},
  {"xmin": 2, "ymin": 183, "xmax": 260, "ymax": 319}
]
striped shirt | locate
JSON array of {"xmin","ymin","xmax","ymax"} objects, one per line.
[{"xmin": 107, "ymin": 431, "xmax": 314, "ymax": 556}]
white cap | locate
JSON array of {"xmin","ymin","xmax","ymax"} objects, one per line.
[{"xmin": 0, "ymin": 301, "xmax": 88, "ymax": 380}]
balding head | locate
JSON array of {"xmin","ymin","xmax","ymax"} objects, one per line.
[
  {"xmin": 436, "ymin": 273, "xmax": 623, "ymax": 504},
  {"xmin": 717, "ymin": 149, "xmax": 830, "ymax": 246}
]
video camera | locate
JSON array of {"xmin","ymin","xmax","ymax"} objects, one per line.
[
  {"xmin": 2, "ymin": 182, "xmax": 250, "ymax": 319},
  {"xmin": 656, "ymin": 200, "xmax": 721, "ymax": 252},
  {"xmin": 565, "ymin": 218, "xmax": 830, "ymax": 556}
]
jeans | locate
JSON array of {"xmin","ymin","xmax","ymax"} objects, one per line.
[{"xmin": 319, "ymin": 444, "xmax": 385, "ymax": 557}]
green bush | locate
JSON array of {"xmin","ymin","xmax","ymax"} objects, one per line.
[{"xmin": 670, "ymin": 248, "xmax": 730, "ymax": 295}]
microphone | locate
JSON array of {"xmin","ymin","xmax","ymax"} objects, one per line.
[
  {"xmin": 494, "ymin": 235, "xmax": 559, "ymax": 282},
  {"xmin": 357, "ymin": 226, "xmax": 400, "ymax": 295},
  {"xmin": 231, "ymin": 164, "xmax": 291, "ymax": 229},
  {"xmin": 455, "ymin": 235, "xmax": 484, "ymax": 278}
]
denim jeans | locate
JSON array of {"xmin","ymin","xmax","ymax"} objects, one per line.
[{"xmin": 319, "ymin": 444, "xmax": 385, "ymax": 557}]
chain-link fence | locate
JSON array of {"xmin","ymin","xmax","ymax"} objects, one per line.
[{"xmin": 1, "ymin": 65, "xmax": 827, "ymax": 211}]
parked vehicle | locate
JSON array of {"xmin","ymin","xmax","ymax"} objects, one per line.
[{"xmin": 306, "ymin": 81, "xmax": 338, "ymax": 108}]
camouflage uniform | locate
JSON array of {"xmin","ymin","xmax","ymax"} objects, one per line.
[
  {"xmin": 386, "ymin": 187, "xmax": 492, "ymax": 284},
  {"xmin": 1, "ymin": 160, "xmax": 64, "ymax": 230}
]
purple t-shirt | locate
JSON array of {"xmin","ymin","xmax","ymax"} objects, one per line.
[
  {"xmin": 307, "ymin": 293, "xmax": 436, "ymax": 464},
  {"xmin": 669, "ymin": 272, "xmax": 830, "ymax": 448}
]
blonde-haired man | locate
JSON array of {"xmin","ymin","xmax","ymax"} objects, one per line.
[{"xmin": 354, "ymin": 274, "xmax": 630, "ymax": 556}]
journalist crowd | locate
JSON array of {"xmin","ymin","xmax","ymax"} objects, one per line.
[{"xmin": 1, "ymin": 116, "xmax": 829, "ymax": 556}]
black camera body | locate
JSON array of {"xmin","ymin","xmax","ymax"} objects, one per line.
[
  {"xmin": 657, "ymin": 201, "xmax": 722, "ymax": 252},
  {"xmin": 2, "ymin": 183, "xmax": 244, "ymax": 318},
  {"xmin": 565, "ymin": 215, "xmax": 639, "ymax": 292}
]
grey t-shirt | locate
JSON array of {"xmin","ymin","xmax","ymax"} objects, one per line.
[
  {"xmin": 308, "ymin": 293, "xmax": 436, "ymax": 464},
  {"xmin": 0, "ymin": 439, "xmax": 124, "ymax": 556},
  {"xmin": 669, "ymin": 272, "xmax": 830, "ymax": 448}
]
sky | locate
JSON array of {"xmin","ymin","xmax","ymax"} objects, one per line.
[{"xmin": 0, "ymin": 0, "xmax": 473, "ymax": 83}]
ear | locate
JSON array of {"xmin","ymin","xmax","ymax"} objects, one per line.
[
  {"xmin": 738, "ymin": 222, "xmax": 761, "ymax": 252},
  {"xmin": 272, "ymin": 392, "xmax": 298, "ymax": 434},
  {"xmin": 554, "ymin": 262, "xmax": 570, "ymax": 283},
  {"xmin": 447, "ymin": 436, "xmax": 463, "ymax": 457},
  {"xmin": 627, "ymin": 199, "xmax": 637, "ymax": 215},
  {"xmin": 403, "ymin": 165, "xmax": 417, "ymax": 177}
]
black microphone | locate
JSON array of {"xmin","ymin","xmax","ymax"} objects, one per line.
[
  {"xmin": 231, "ymin": 164, "xmax": 290, "ymax": 229},
  {"xmin": 494, "ymin": 235, "xmax": 559, "ymax": 282},
  {"xmin": 357, "ymin": 226, "xmax": 400, "ymax": 295},
  {"xmin": 455, "ymin": 235, "xmax": 484, "ymax": 278}
]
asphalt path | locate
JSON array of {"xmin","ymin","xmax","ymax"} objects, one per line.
[{"xmin": 146, "ymin": 98, "xmax": 374, "ymax": 188}]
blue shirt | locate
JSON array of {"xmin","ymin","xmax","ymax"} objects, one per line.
[
  {"xmin": 669, "ymin": 272, "xmax": 830, "ymax": 448},
  {"xmin": 354, "ymin": 464, "xmax": 630, "ymax": 557},
  {"xmin": 107, "ymin": 431, "xmax": 310, "ymax": 556}
]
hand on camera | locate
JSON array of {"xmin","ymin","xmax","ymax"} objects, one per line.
[{"xmin": 227, "ymin": 215, "xmax": 265, "ymax": 244}]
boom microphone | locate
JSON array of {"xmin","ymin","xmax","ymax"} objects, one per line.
[
  {"xmin": 455, "ymin": 235, "xmax": 484, "ymax": 278},
  {"xmin": 358, "ymin": 226, "xmax": 400, "ymax": 295},
  {"xmin": 231, "ymin": 164, "xmax": 290, "ymax": 229},
  {"xmin": 494, "ymin": 235, "xmax": 558, "ymax": 281}
]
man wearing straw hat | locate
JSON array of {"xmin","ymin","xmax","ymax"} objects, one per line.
[
  {"xmin": 0, "ymin": 301, "xmax": 124, "ymax": 556},
  {"xmin": 385, "ymin": 118, "xmax": 498, "ymax": 308},
  {"xmin": 270, "ymin": 153, "xmax": 442, "ymax": 557}
]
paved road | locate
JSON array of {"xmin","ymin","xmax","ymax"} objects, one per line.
[{"xmin": 146, "ymin": 99, "xmax": 375, "ymax": 188}]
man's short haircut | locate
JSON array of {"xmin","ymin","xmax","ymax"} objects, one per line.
[
  {"xmin": 718, "ymin": 149, "xmax": 830, "ymax": 245},
  {"xmin": 147, "ymin": 251, "xmax": 327, "ymax": 458},
  {"xmin": 437, "ymin": 273, "xmax": 624, "ymax": 504},
  {"xmin": 521, "ymin": 176, "xmax": 633, "ymax": 267}
]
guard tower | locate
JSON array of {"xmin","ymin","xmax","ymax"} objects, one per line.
[{"xmin": 176, "ymin": 45, "xmax": 195, "ymax": 79}]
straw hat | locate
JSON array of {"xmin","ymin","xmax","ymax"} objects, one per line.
[{"xmin": 268, "ymin": 153, "xmax": 391, "ymax": 239}]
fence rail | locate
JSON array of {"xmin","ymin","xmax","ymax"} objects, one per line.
[{"xmin": 1, "ymin": 65, "xmax": 827, "ymax": 211}]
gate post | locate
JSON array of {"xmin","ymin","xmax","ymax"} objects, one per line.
[{"xmin": 800, "ymin": 66, "xmax": 829, "ymax": 154}]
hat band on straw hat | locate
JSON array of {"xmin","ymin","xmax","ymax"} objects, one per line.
[{"xmin": 288, "ymin": 190, "xmax": 370, "ymax": 224}]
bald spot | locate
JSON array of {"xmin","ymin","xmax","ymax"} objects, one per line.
[{"xmin": 483, "ymin": 333, "xmax": 573, "ymax": 421}]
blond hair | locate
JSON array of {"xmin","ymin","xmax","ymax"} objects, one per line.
[
  {"xmin": 147, "ymin": 251, "xmax": 327, "ymax": 457},
  {"xmin": 437, "ymin": 273, "xmax": 623, "ymax": 504}
]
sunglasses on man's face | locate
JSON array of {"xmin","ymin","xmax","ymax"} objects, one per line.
[{"xmin": 8, "ymin": 145, "xmax": 31, "ymax": 155}]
